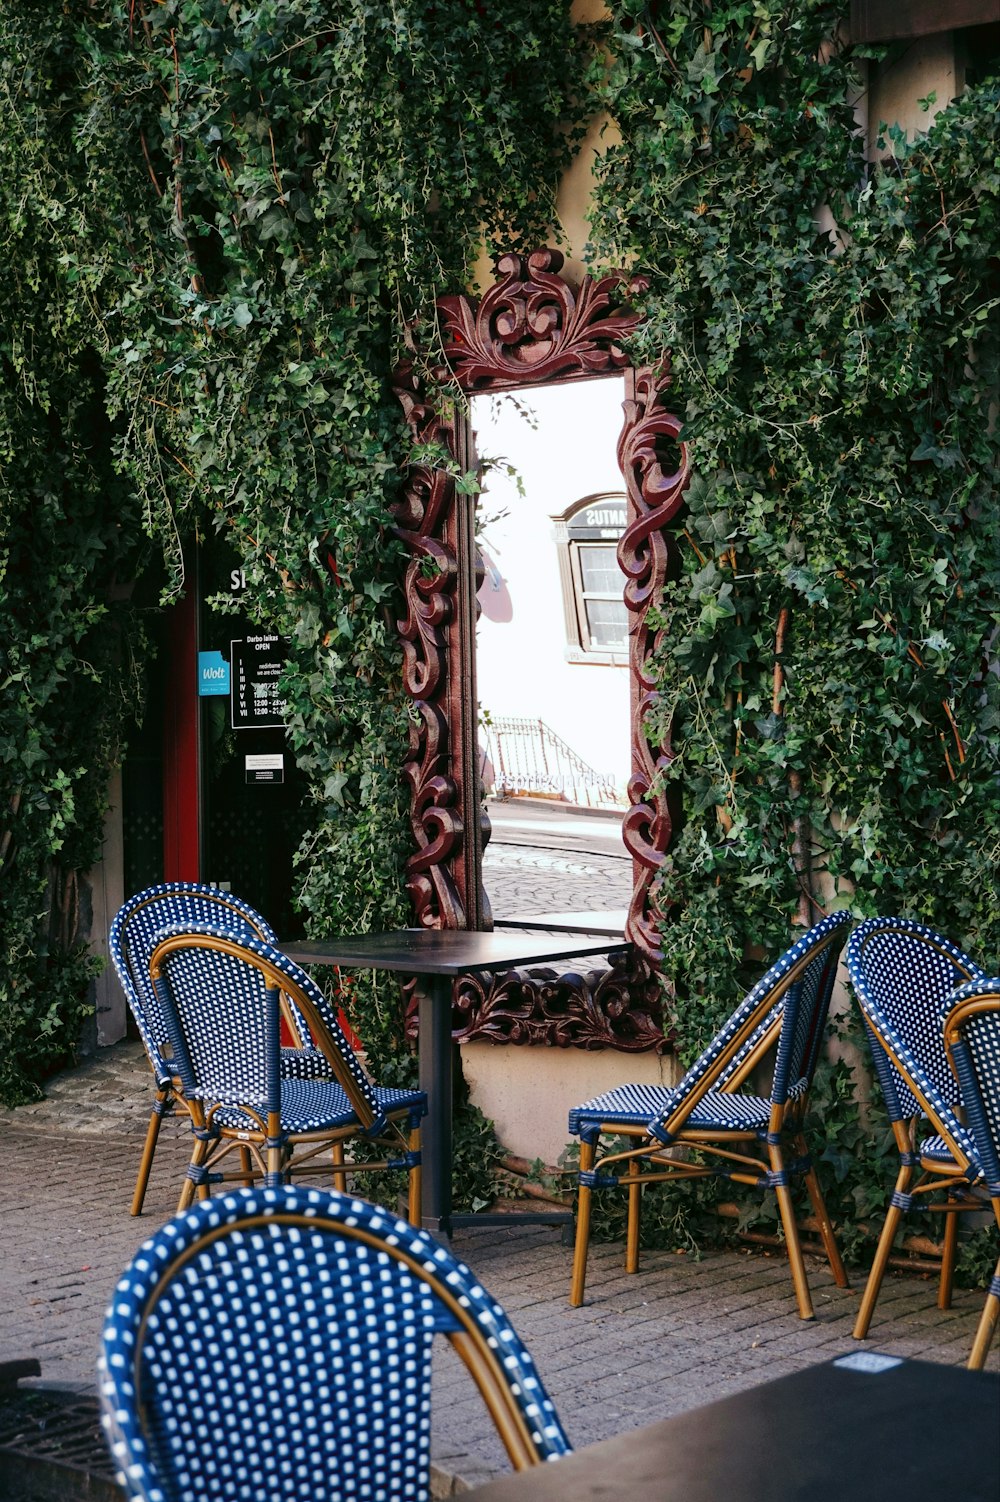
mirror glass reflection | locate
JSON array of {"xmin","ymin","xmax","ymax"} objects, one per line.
[{"xmin": 472, "ymin": 377, "xmax": 633, "ymax": 923}]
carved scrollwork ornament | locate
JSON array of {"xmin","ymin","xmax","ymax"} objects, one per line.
[
  {"xmin": 435, "ymin": 248, "xmax": 647, "ymax": 392},
  {"xmin": 403, "ymin": 949, "xmax": 667, "ymax": 1051},
  {"xmin": 393, "ymin": 250, "xmax": 689, "ymax": 1041}
]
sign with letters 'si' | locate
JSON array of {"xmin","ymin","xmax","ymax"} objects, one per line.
[{"xmin": 230, "ymin": 634, "xmax": 287, "ymax": 729}]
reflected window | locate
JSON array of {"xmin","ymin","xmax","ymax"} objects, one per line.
[{"xmin": 552, "ymin": 493, "xmax": 629, "ymax": 663}]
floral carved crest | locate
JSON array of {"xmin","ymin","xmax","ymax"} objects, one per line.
[{"xmin": 434, "ymin": 247, "xmax": 647, "ymax": 391}]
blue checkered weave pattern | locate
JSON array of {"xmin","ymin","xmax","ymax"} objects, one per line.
[
  {"xmin": 944, "ymin": 980, "xmax": 1000, "ymax": 1196},
  {"xmin": 942, "ymin": 980, "xmax": 1000, "ymax": 1368},
  {"xmin": 110, "ymin": 883, "xmax": 333, "ymax": 1084},
  {"xmin": 845, "ymin": 918, "xmax": 992, "ymax": 1353},
  {"xmin": 570, "ymin": 910, "xmax": 851, "ymax": 1143},
  {"xmin": 846, "ymin": 917, "xmax": 983, "ymax": 1168},
  {"xmin": 99, "ymin": 1186, "xmax": 572, "ymax": 1502},
  {"xmin": 151, "ymin": 922, "xmax": 419, "ymax": 1140},
  {"xmin": 569, "ymin": 1082, "xmax": 807, "ymax": 1137}
]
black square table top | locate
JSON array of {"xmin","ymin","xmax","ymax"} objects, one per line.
[
  {"xmin": 283, "ymin": 927, "xmax": 630, "ymax": 976},
  {"xmin": 467, "ymin": 1354, "xmax": 1000, "ymax": 1502}
]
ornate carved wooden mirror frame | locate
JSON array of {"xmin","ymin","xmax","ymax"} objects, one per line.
[{"xmin": 392, "ymin": 249, "xmax": 689, "ymax": 1051}]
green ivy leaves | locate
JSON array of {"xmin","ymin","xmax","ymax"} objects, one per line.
[
  {"xmin": 579, "ymin": 0, "xmax": 1000, "ymax": 1266},
  {"xmin": 0, "ymin": 1, "xmax": 589, "ymax": 1100}
]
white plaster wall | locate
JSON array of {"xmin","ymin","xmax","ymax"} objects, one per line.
[
  {"xmin": 461, "ymin": 1038, "xmax": 682, "ymax": 1167},
  {"xmin": 869, "ymin": 34, "xmax": 958, "ymax": 150},
  {"xmin": 474, "ymin": 377, "xmax": 631, "ymax": 792}
]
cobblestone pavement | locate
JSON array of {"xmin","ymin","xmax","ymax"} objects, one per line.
[
  {"xmin": 482, "ymin": 840, "xmax": 632, "ymax": 914},
  {"xmin": 2, "ymin": 1041, "xmax": 997, "ymax": 1495},
  {"xmin": 482, "ymin": 799, "xmax": 632, "ymax": 917}
]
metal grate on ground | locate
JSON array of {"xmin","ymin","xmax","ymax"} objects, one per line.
[{"xmin": 0, "ymin": 1375, "xmax": 121, "ymax": 1502}]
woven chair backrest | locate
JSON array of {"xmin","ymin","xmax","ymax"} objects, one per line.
[
  {"xmin": 847, "ymin": 917, "xmax": 986, "ymax": 1130},
  {"xmin": 655, "ymin": 910, "xmax": 853, "ymax": 1139},
  {"xmin": 99, "ymin": 1185, "xmax": 572, "ymax": 1502},
  {"xmin": 150, "ymin": 923, "xmax": 382, "ymax": 1128},
  {"xmin": 944, "ymin": 981, "xmax": 1000, "ymax": 1194},
  {"xmin": 110, "ymin": 884, "xmax": 280, "ymax": 1072}
]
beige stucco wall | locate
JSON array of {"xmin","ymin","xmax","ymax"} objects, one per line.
[
  {"xmin": 462, "ymin": 1037, "xmax": 682, "ymax": 1166},
  {"xmin": 868, "ymin": 33, "xmax": 959, "ymax": 148}
]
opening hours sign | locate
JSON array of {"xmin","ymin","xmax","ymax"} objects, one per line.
[{"xmin": 231, "ymin": 634, "xmax": 286, "ymax": 729}]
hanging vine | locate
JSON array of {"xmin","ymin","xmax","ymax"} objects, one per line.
[
  {"xmin": 0, "ymin": 0, "xmax": 592, "ymax": 1099},
  {"xmin": 582, "ymin": 0, "xmax": 999, "ymax": 1270},
  {"xmin": 0, "ymin": 13, "xmax": 152, "ymax": 1101}
]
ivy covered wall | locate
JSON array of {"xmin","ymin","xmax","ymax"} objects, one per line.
[
  {"xmin": 1, "ymin": 0, "xmax": 997, "ymax": 1272},
  {"xmin": 0, "ymin": 0, "xmax": 589, "ymax": 1100},
  {"xmin": 579, "ymin": 3, "xmax": 998, "ymax": 1266},
  {"xmin": 0, "ymin": 16, "xmax": 152, "ymax": 1100},
  {"xmin": 587, "ymin": 2, "xmax": 999, "ymax": 1053}
]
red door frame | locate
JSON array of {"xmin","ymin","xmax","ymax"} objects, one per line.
[
  {"xmin": 162, "ymin": 586, "xmax": 200, "ymax": 882},
  {"xmin": 158, "ymin": 556, "xmax": 359, "ymax": 1050}
]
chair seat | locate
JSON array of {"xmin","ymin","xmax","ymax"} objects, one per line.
[
  {"xmin": 211, "ymin": 1080, "xmax": 426, "ymax": 1135},
  {"xmin": 568, "ymin": 1080, "xmax": 807, "ymax": 1138},
  {"xmin": 919, "ymin": 1133, "xmax": 972, "ymax": 1169}
]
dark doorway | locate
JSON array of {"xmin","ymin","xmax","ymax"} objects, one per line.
[
  {"xmin": 197, "ymin": 534, "xmax": 308, "ymax": 939},
  {"xmin": 120, "ymin": 537, "xmax": 309, "ymax": 941}
]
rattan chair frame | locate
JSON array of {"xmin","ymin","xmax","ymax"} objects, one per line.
[
  {"xmin": 943, "ymin": 981, "xmax": 1000, "ymax": 1369},
  {"xmin": 110, "ymin": 882, "xmax": 335, "ymax": 1216},
  {"xmin": 149, "ymin": 924, "xmax": 424, "ymax": 1223},
  {"xmin": 569, "ymin": 910, "xmax": 853, "ymax": 1320},
  {"xmin": 99, "ymin": 1186, "xmax": 571, "ymax": 1502},
  {"xmin": 846, "ymin": 917, "xmax": 986, "ymax": 1344}
]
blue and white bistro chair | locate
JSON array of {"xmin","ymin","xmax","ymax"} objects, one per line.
[
  {"xmin": 148, "ymin": 923, "xmax": 426, "ymax": 1222},
  {"xmin": 846, "ymin": 917, "xmax": 987, "ymax": 1344},
  {"xmin": 943, "ymin": 978, "xmax": 1000, "ymax": 1369},
  {"xmin": 569, "ymin": 910, "xmax": 853, "ymax": 1319},
  {"xmin": 99, "ymin": 1185, "xmax": 571, "ymax": 1502},
  {"xmin": 111, "ymin": 882, "xmax": 336, "ymax": 1215}
]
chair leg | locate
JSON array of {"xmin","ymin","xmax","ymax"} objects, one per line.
[
  {"xmin": 569, "ymin": 1140, "xmax": 595, "ymax": 1308},
  {"xmin": 938, "ymin": 1198, "xmax": 959, "ymax": 1310},
  {"xmin": 178, "ymin": 1137, "xmax": 209, "ymax": 1213},
  {"xmin": 625, "ymin": 1157, "xmax": 641, "ymax": 1275},
  {"xmin": 238, "ymin": 1146, "xmax": 254, "ymax": 1189},
  {"xmin": 798, "ymin": 1140, "xmax": 849, "ymax": 1289},
  {"xmin": 131, "ymin": 1088, "xmax": 170, "ymax": 1217},
  {"xmin": 853, "ymin": 1179, "xmax": 912, "ymax": 1340},
  {"xmin": 407, "ymin": 1127, "xmax": 422, "ymax": 1229},
  {"xmin": 968, "ymin": 1262, "xmax": 1000, "ymax": 1371},
  {"xmin": 769, "ymin": 1142, "xmax": 815, "ymax": 1320},
  {"xmin": 775, "ymin": 1185, "xmax": 815, "ymax": 1320},
  {"xmin": 331, "ymin": 1140, "xmax": 347, "ymax": 1195}
]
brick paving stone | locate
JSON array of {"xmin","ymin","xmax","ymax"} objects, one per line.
[
  {"xmin": 1, "ymin": 1044, "xmax": 997, "ymax": 1495},
  {"xmin": 482, "ymin": 841, "xmax": 631, "ymax": 915}
]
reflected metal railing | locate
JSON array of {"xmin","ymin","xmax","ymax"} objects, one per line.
[{"xmin": 481, "ymin": 716, "xmax": 622, "ymax": 808}]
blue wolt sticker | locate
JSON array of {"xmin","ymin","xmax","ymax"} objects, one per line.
[{"xmin": 198, "ymin": 651, "xmax": 230, "ymax": 696}]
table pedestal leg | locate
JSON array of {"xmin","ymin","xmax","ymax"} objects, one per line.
[{"xmin": 418, "ymin": 974, "xmax": 453, "ymax": 1235}]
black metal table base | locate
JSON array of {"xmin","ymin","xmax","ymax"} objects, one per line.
[{"xmin": 284, "ymin": 928, "xmax": 630, "ymax": 1236}]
